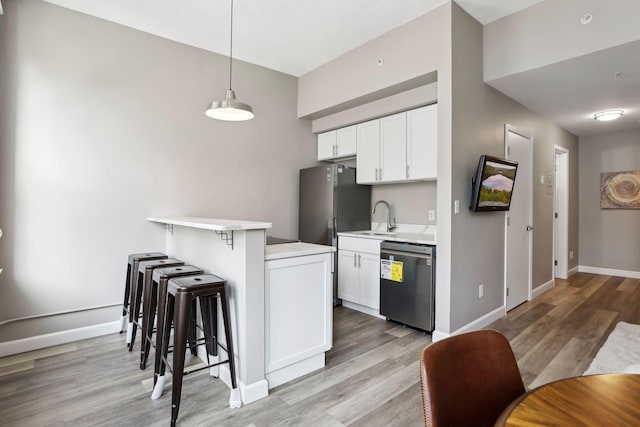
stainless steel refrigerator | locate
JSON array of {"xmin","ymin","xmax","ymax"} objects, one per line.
[{"xmin": 299, "ymin": 164, "xmax": 371, "ymax": 304}]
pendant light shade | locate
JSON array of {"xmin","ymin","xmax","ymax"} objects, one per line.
[
  {"xmin": 206, "ymin": 89, "xmax": 254, "ymax": 121},
  {"xmin": 206, "ymin": 0, "xmax": 254, "ymax": 121}
]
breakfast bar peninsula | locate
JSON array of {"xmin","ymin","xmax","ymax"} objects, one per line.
[
  {"xmin": 148, "ymin": 216, "xmax": 272, "ymax": 404},
  {"xmin": 148, "ymin": 216, "xmax": 335, "ymax": 406}
]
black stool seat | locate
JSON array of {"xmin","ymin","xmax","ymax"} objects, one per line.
[
  {"xmin": 153, "ymin": 274, "xmax": 238, "ymax": 426},
  {"xmin": 142, "ymin": 265, "xmax": 204, "ymax": 373},
  {"xmin": 129, "ymin": 258, "xmax": 184, "ymax": 352},
  {"xmin": 122, "ymin": 252, "xmax": 167, "ymax": 340}
]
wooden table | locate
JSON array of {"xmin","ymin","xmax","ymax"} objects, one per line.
[{"xmin": 495, "ymin": 374, "xmax": 640, "ymax": 426}]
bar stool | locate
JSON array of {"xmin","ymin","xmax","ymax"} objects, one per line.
[
  {"xmin": 129, "ymin": 258, "xmax": 184, "ymax": 352},
  {"xmin": 122, "ymin": 252, "xmax": 167, "ymax": 341},
  {"xmin": 152, "ymin": 274, "xmax": 239, "ymax": 426},
  {"xmin": 142, "ymin": 264, "xmax": 204, "ymax": 372}
]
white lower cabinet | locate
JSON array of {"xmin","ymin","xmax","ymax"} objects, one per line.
[
  {"xmin": 337, "ymin": 249, "xmax": 360, "ymax": 302},
  {"xmin": 338, "ymin": 236, "xmax": 381, "ymax": 313},
  {"xmin": 264, "ymin": 252, "xmax": 333, "ymax": 389}
]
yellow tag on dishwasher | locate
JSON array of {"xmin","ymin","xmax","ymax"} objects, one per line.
[{"xmin": 390, "ymin": 261, "xmax": 403, "ymax": 282}]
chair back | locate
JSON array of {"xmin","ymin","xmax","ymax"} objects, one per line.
[{"xmin": 420, "ymin": 329, "xmax": 525, "ymax": 427}]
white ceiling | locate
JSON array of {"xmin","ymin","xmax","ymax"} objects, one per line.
[
  {"xmin": 40, "ymin": 0, "xmax": 637, "ymax": 137},
  {"xmin": 41, "ymin": 0, "xmax": 542, "ymax": 77}
]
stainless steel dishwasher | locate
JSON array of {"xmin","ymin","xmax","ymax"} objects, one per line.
[{"xmin": 380, "ymin": 241, "xmax": 435, "ymax": 332}]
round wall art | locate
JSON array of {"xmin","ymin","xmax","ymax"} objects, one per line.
[{"xmin": 600, "ymin": 170, "xmax": 640, "ymax": 209}]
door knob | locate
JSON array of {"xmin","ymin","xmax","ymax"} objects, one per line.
[{"xmin": 526, "ymin": 225, "xmax": 534, "ymax": 231}]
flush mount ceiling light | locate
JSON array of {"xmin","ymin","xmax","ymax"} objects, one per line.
[
  {"xmin": 594, "ymin": 110, "xmax": 624, "ymax": 122},
  {"xmin": 205, "ymin": 0, "xmax": 254, "ymax": 121}
]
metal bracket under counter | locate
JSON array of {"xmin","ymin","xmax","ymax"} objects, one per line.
[
  {"xmin": 163, "ymin": 224, "xmax": 234, "ymax": 250},
  {"xmin": 215, "ymin": 230, "xmax": 234, "ymax": 250}
]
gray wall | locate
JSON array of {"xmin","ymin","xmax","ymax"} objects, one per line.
[
  {"xmin": 449, "ymin": 4, "xmax": 579, "ymax": 330},
  {"xmin": 298, "ymin": 1, "xmax": 582, "ymax": 335},
  {"xmin": 371, "ymin": 182, "xmax": 437, "ymax": 226},
  {"xmin": 298, "ymin": 5, "xmax": 451, "ymax": 119},
  {"xmin": 579, "ymin": 129, "xmax": 640, "ymax": 272},
  {"xmin": 483, "ymin": 0, "xmax": 640, "ymax": 81},
  {"xmin": 0, "ymin": 0, "xmax": 316, "ymax": 341},
  {"xmin": 299, "ymin": 4, "xmax": 455, "ymax": 334}
]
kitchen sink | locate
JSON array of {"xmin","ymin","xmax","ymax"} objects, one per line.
[{"xmin": 351, "ymin": 230, "xmax": 397, "ymax": 236}]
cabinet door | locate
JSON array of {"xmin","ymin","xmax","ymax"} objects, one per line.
[
  {"xmin": 336, "ymin": 125, "xmax": 357, "ymax": 158},
  {"xmin": 317, "ymin": 130, "xmax": 337, "ymax": 161},
  {"xmin": 358, "ymin": 252, "xmax": 380, "ymax": 310},
  {"xmin": 265, "ymin": 253, "xmax": 332, "ymax": 374},
  {"xmin": 407, "ymin": 104, "xmax": 438, "ymax": 180},
  {"xmin": 338, "ymin": 249, "xmax": 360, "ymax": 303},
  {"xmin": 356, "ymin": 120, "xmax": 380, "ymax": 184},
  {"xmin": 380, "ymin": 112, "xmax": 407, "ymax": 182}
]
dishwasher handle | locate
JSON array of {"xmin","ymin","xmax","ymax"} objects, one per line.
[{"xmin": 381, "ymin": 248, "xmax": 433, "ymax": 260}]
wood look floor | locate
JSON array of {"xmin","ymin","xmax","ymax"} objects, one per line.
[{"xmin": 0, "ymin": 272, "xmax": 638, "ymax": 426}]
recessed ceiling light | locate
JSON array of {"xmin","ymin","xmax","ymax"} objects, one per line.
[
  {"xmin": 594, "ymin": 110, "xmax": 624, "ymax": 121},
  {"xmin": 581, "ymin": 14, "xmax": 593, "ymax": 25}
]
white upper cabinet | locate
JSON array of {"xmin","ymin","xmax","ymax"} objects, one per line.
[
  {"xmin": 317, "ymin": 130, "xmax": 337, "ymax": 160},
  {"xmin": 331, "ymin": 104, "xmax": 438, "ymax": 184},
  {"xmin": 379, "ymin": 112, "xmax": 407, "ymax": 183},
  {"xmin": 407, "ymin": 104, "xmax": 438, "ymax": 181},
  {"xmin": 317, "ymin": 125, "xmax": 357, "ymax": 161},
  {"xmin": 336, "ymin": 126, "xmax": 357, "ymax": 158},
  {"xmin": 356, "ymin": 120, "xmax": 380, "ymax": 183},
  {"xmin": 356, "ymin": 112, "xmax": 408, "ymax": 184}
]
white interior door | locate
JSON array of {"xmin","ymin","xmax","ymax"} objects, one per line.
[
  {"xmin": 505, "ymin": 125, "xmax": 532, "ymax": 311},
  {"xmin": 554, "ymin": 146, "xmax": 569, "ymax": 279}
]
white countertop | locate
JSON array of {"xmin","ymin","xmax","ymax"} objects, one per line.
[
  {"xmin": 148, "ymin": 216, "xmax": 272, "ymax": 231},
  {"xmin": 265, "ymin": 242, "xmax": 335, "ymax": 261},
  {"xmin": 338, "ymin": 223, "xmax": 436, "ymax": 245}
]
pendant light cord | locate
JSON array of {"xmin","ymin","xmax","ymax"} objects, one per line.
[{"xmin": 228, "ymin": 0, "xmax": 234, "ymax": 91}]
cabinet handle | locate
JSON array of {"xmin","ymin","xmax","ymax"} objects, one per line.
[
  {"xmin": 353, "ymin": 253, "xmax": 357, "ymax": 267},
  {"xmin": 358, "ymin": 253, "xmax": 361, "ymax": 267},
  {"xmin": 375, "ymin": 168, "xmax": 380, "ymax": 181},
  {"xmin": 407, "ymin": 165, "xmax": 410, "ymax": 178},
  {"xmin": 379, "ymin": 168, "xmax": 383, "ymax": 180}
]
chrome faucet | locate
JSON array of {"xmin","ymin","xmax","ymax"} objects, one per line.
[{"xmin": 372, "ymin": 200, "xmax": 396, "ymax": 232}]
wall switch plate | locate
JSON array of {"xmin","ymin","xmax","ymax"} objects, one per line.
[
  {"xmin": 479, "ymin": 284, "xmax": 484, "ymax": 298},
  {"xmin": 428, "ymin": 210, "xmax": 435, "ymax": 221},
  {"xmin": 569, "ymin": 251, "xmax": 574, "ymax": 260},
  {"xmin": 454, "ymin": 200, "xmax": 460, "ymax": 214},
  {"xmin": 540, "ymin": 175, "xmax": 545, "ymax": 185}
]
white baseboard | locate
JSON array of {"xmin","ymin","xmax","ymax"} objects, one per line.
[
  {"xmin": 431, "ymin": 306, "xmax": 506, "ymax": 343},
  {"xmin": 341, "ymin": 300, "xmax": 385, "ymax": 319},
  {"xmin": 568, "ymin": 266, "xmax": 579, "ymax": 277},
  {"xmin": 578, "ymin": 265, "xmax": 640, "ymax": 279},
  {"xmin": 532, "ymin": 279, "xmax": 554, "ymax": 299},
  {"xmin": 240, "ymin": 379, "xmax": 269, "ymax": 404},
  {"xmin": 454, "ymin": 306, "xmax": 506, "ymax": 335},
  {"xmin": 431, "ymin": 330, "xmax": 450, "ymax": 342},
  {"xmin": 0, "ymin": 320, "xmax": 121, "ymax": 357},
  {"xmin": 266, "ymin": 353, "xmax": 325, "ymax": 389}
]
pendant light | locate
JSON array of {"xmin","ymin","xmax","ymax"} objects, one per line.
[{"xmin": 205, "ymin": 0, "xmax": 254, "ymax": 121}]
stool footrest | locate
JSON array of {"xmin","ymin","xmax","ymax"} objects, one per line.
[{"xmin": 184, "ymin": 358, "xmax": 232, "ymax": 376}]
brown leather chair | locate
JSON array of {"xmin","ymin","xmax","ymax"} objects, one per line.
[{"xmin": 420, "ymin": 329, "xmax": 525, "ymax": 427}]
